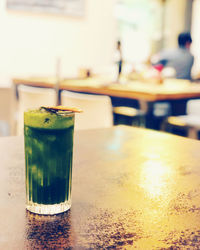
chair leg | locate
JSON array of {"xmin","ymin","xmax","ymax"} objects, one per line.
[
  {"xmin": 160, "ymin": 119, "xmax": 171, "ymax": 133},
  {"xmin": 139, "ymin": 116, "xmax": 146, "ymax": 128},
  {"xmin": 188, "ymin": 128, "xmax": 198, "ymax": 140}
]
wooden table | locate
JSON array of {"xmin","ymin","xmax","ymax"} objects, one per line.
[
  {"xmin": 12, "ymin": 77, "xmax": 200, "ymax": 128},
  {"xmin": 2, "ymin": 126, "xmax": 200, "ymax": 249},
  {"xmin": 12, "ymin": 77, "xmax": 200, "ymax": 102},
  {"xmin": 12, "ymin": 76, "xmax": 200, "ymax": 130}
]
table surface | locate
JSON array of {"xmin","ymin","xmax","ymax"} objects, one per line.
[
  {"xmin": 13, "ymin": 77, "xmax": 200, "ymax": 101},
  {"xmin": 1, "ymin": 126, "xmax": 200, "ymax": 249}
]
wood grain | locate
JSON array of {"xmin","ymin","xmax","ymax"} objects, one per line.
[
  {"xmin": 13, "ymin": 77, "xmax": 200, "ymax": 101},
  {"xmin": 1, "ymin": 126, "xmax": 200, "ymax": 248}
]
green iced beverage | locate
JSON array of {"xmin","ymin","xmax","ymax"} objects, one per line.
[{"xmin": 24, "ymin": 108, "xmax": 75, "ymax": 215}]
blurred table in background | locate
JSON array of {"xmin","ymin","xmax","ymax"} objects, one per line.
[
  {"xmin": 13, "ymin": 77, "xmax": 200, "ymax": 102},
  {"xmin": 2, "ymin": 126, "xmax": 200, "ymax": 248},
  {"xmin": 13, "ymin": 77, "xmax": 200, "ymax": 128}
]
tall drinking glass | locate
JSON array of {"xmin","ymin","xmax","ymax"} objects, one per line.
[{"xmin": 24, "ymin": 108, "xmax": 75, "ymax": 215}]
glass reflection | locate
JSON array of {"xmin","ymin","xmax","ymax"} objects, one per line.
[
  {"xmin": 140, "ymin": 159, "xmax": 173, "ymax": 198},
  {"xmin": 107, "ymin": 129, "xmax": 124, "ymax": 151}
]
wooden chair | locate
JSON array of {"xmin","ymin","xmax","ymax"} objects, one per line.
[
  {"xmin": 61, "ymin": 90, "xmax": 113, "ymax": 130},
  {"xmin": 113, "ymin": 106, "xmax": 146, "ymax": 127},
  {"xmin": 162, "ymin": 99, "xmax": 200, "ymax": 139},
  {"xmin": 0, "ymin": 86, "xmax": 15, "ymax": 136}
]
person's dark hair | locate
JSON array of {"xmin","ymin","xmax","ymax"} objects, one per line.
[
  {"xmin": 178, "ymin": 32, "xmax": 192, "ymax": 47},
  {"xmin": 117, "ymin": 40, "xmax": 121, "ymax": 47}
]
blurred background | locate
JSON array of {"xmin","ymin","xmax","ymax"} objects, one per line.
[
  {"xmin": 1, "ymin": 0, "xmax": 200, "ymax": 139},
  {"xmin": 0, "ymin": 0, "xmax": 199, "ymax": 81}
]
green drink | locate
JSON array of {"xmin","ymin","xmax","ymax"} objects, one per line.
[{"xmin": 24, "ymin": 108, "xmax": 75, "ymax": 215}]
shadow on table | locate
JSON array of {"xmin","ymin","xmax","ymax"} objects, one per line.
[{"xmin": 24, "ymin": 210, "xmax": 75, "ymax": 249}]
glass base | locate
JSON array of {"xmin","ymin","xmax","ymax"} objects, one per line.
[{"xmin": 26, "ymin": 201, "xmax": 71, "ymax": 215}]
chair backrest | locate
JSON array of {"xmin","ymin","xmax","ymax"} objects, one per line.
[
  {"xmin": 61, "ymin": 90, "xmax": 113, "ymax": 130},
  {"xmin": 0, "ymin": 87, "xmax": 12, "ymax": 122},
  {"xmin": 0, "ymin": 86, "xmax": 14, "ymax": 136},
  {"xmin": 187, "ymin": 99, "xmax": 200, "ymax": 116},
  {"xmin": 17, "ymin": 85, "xmax": 56, "ymax": 135}
]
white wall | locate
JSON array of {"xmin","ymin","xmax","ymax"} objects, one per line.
[
  {"xmin": 164, "ymin": 0, "xmax": 187, "ymax": 48},
  {"xmin": 163, "ymin": 0, "xmax": 200, "ymax": 77},
  {"xmin": 0, "ymin": 0, "xmax": 117, "ymax": 83}
]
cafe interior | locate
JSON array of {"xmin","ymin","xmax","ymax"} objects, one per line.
[
  {"xmin": 1, "ymin": 0, "xmax": 200, "ymax": 138},
  {"xmin": 2, "ymin": 0, "xmax": 200, "ymax": 249}
]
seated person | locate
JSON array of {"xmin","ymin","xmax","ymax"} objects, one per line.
[{"xmin": 152, "ymin": 32, "xmax": 194, "ymax": 80}]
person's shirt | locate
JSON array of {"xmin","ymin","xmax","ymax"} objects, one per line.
[
  {"xmin": 114, "ymin": 48, "xmax": 122, "ymax": 64},
  {"xmin": 153, "ymin": 47, "xmax": 194, "ymax": 80}
]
